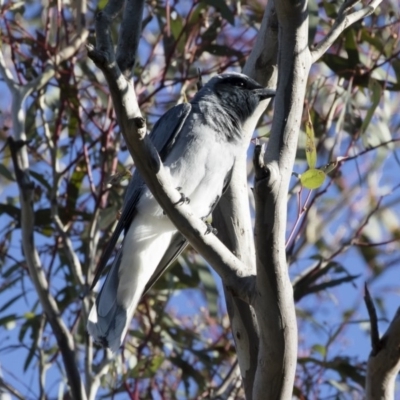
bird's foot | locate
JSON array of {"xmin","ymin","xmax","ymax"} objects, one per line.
[
  {"xmin": 174, "ymin": 187, "xmax": 190, "ymax": 206},
  {"xmin": 163, "ymin": 188, "xmax": 190, "ymax": 215},
  {"xmin": 204, "ymin": 223, "xmax": 218, "ymax": 235}
]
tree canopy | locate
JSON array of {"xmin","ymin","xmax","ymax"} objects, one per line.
[{"xmin": 0, "ymin": 0, "xmax": 399, "ymax": 399}]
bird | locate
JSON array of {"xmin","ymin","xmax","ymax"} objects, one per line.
[{"xmin": 87, "ymin": 72, "xmax": 275, "ymax": 353}]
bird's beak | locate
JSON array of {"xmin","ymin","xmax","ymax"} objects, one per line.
[{"xmin": 253, "ymin": 88, "xmax": 276, "ymax": 100}]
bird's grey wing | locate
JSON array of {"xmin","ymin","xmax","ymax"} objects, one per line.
[
  {"xmin": 149, "ymin": 102, "xmax": 192, "ymax": 160},
  {"xmin": 89, "ymin": 173, "xmax": 143, "ymax": 290},
  {"xmin": 142, "ymin": 163, "xmax": 235, "ymax": 295},
  {"xmin": 143, "ymin": 232, "xmax": 188, "ymax": 295},
  {"xmin": 90, "ymin": 102, "xmax": 192, "ymax": 290}
]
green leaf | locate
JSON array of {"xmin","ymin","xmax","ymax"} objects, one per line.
[
  {"xmin": 203, "ymin": 44, "xmax": 242, "ymax": 58},
  {"xmin": 361, "ymin": 79, "xmax": 382, "ymax": 134},
  {"xmin": 300, "ymin": 169, "xmax": 326, "ymax": 189},
  {"xmin": 154, "ymin": 260, "xmax": 201, "ymax": 292},
  {"xmin": 305, "ymin": 274, "xmax": 360, "ymax": 296},
  {"xmin": 99, "ymin": 205, "xmax": 119, "ymax": 230},
  {"xmin": 322, "ymin": 54, "xmax": 368, "ymax": 86},
  {"xmin": 0, "ymin": 164, "xmax": 15, "ymax": 181},
  {"xmin": 322, "ymin": 0, "xmax": 337, "ymax": 18},
  {"xmin": 327, "ymin": 357, "xmax": 366, "ymax": 387},
  {"xmin": 201, "ymin": 0, "xmax": 235, "ymax": 25},
  {"xmin": 188, "ymin": 2, "xmax": 207, "ymax": 27},
  {"xmin": 2, "ymin": 264, "xmax": 21, "ymax": 279},
  {"xmin": 305, "ymin": 109, "xmax": 317, "ymax": 169},
  {"xmin": 0, "ymin": 203, "xmax": 20, "ymax": 223},
  {"xmin": 344, "ymin": 29, "xmax": 360, "ymax": 66},
  {"xmin": 24, "ymin": 342, "xmax": 37, "ymax": 372},
  {"xmin": 170, "ymin": 13, "xmax": 183, "ymax": 41},
  {"xmin": 19, "ymin": 313, "xmax": 40, "ymax": 343},
  {"xmin": 361, "ymin": 29, "xmax": 384, "ymax": 53},
  {"xmin": 147, "ymin": 355, "xmax": 164, "ymax": 375},
  {"xmin": 321, "ymin": 159, "xmax": 340, "ymax": 174},
  {"xmin": 34, "ymin": 208, "xmax": 52, "ymax": 227},
  {"xmin": 311, "ymin": 344, "xmax": 326, "ymax": 357},
  {"xmin": 293, "ymin": 261, "xmax": 354, "ymax": 302},
  {"xmin": 197, "ymin": 264, "xmax": 218, "ymax": 318},
  {"xmin": 323, "ymin": 54, "xmax": 351, "ymax": 75},
  {"xmin": 130, "ymin": 355, "xmax": 165, "ymax": 379},
  {"xmin": 68, "ymin": 113, "xmax": 79, "ymax": 138},
  {"xmin": 64, "ymin": 162, "xmax": 86, "ymax": 222},
  {"xmin": 170, "ymin": 355, "xmax": 205, "ymax": 387},
  {"xmin": 30, "ymin": 170, "xmax": 52, "ymax": 190},
  {"xmin": 97, "ymin": 0, "xmax": 108, "ymax": 10}
]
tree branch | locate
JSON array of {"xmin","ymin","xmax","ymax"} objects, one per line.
[
  {"xmin": 364, "ymin": 284, "xmax": 381, "ymax": 355},
  {"xmin": 212, "ymin": 1, "xmax": 279, "ymax": 397},
  {"xmin": 310, "ymin": 0, "xmax": 383, "ymax": 63},
  {"xmin": 251, "ymin": 1, "xmax": 311, "ymax": 397},
  {"xmin": 116, "ymin": 0, "xmax": 145, "ymax": 77},
  {"xmin": 0, "ymin": 31, "xmax": 88, "ymax": 400},
  {"xmin": 366, "ymin": 305, "xmax": 400, "ymax": 400},
  {"xmin": 0, "ymin": 382, "xmax": 25, "ymax": 400},
  {"xmin": 7, "ymin": 138, "xmax": 86, "ymax": 400}
]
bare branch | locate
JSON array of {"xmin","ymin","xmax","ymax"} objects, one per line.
[
  {"xmin": 343, "ymin": 137, "xmax": 400, "ymax": 162},
  {"xmin": 310, "ymin": 0, "xmax": 384, "ymax": 63},
  {"xmin": 7, "ymin": 138, "xmax": 87, "ymax": 400},
  {"xmin": 76, "ymin": 0, "xmax": 88, "ymax": 32},
  {"xmin": 366, "ymin": 306, "xmax": 400, "ymax": 400},
  {"xmin": 243, "ymin": 0, "xmax": 279, "ymax": 86},
  {"xmin": 212, "ymin": 2, "xmax": 279, "ymax": 396},
  {"xmin": 37, "ymin": 92, "xmax": 86, "ymax": 288},
  {"xmin": 0, "ymin": 29, "xmax": 88, "ymax": 100},
  {"xmin": 87, "ymin": 350, "xmax": 113, "ymax": 400},
  {"xmin": 0, "ymin": 31, "xmax": 88, "ymax": 397},
  {"xmin": 364, "ymin": 284, "xmax": 381, "ymax": 355},
  {"xmin": 54, "ymin": 215, "xmax": 85, "ymax": 286},
  {"xmin": 37, "ymin": 315, "xmax": 48, "ymax": 400},
  {"xmin": 251, "ymin": 1, "xmax": 312, "ymax": 397},
  {"xmin": 211, "ymin": 360, "xmax": 240, "ymax": 397},
  {"xmin": 116, "ymin": 0, "xmax": 146, "ymax": 77},
  {"xmin": 0, "ymin": 378, "xmax": 25, "ymax": 400}
]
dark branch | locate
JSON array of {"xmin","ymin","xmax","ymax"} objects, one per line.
[
  {"xmin": 116, "ymin": 0, "xmax": 146, "ymax": 77},
  {"xmin": 364, "ymin": 283, "xmax": 381, "ymax": 356}
]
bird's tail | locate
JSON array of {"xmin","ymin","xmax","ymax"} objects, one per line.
[
  {"xmin": 87, "ymin": 217, "xmax": 176, "ymax": 353},
  {"xmin": 87, "ymin": 249, "xmax": 135, "ymax": 353}
]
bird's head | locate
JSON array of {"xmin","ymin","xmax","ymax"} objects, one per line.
[{"xmin": 197, "ymin": 72, "xmax": 275, "ymax": 125}]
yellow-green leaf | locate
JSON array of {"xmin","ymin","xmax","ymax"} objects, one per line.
[
  {"xmin": 321, "ymin": 160, "xmax": 338, "ymax": 174},
  {"xmin": 305, "ymin": 109, "xmax": 317, "ymax": 169},
  {"xmin": 321, "ymin": 156, "xmax": 346, "ymax": 174},
  {"xmin": 312, "ymin": 344, "xmax": 327, "ymax": 357},
  {"xmin": 361, "ymin": 79, "xmax": 382, "ymax": 134},
  {"xmin": 300, "ymin": 169, "xmax": 326, "ymax": 189}
]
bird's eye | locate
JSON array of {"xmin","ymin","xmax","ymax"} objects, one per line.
[{"xmin": 231, "ymin": 79, "xmax": 245, "ymax": 88}]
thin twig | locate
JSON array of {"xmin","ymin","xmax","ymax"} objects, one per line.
[
  {"xmin": 364, "ymin": 283, "xmax": 381, "ymax": 356},
  {"xmin": 310, "ymin": 0, "xmax": 384, "ymax": 62}
]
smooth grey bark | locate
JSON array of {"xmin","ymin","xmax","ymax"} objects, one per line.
[
  {"xmin": 250, "ymin": 2, "xmax": 311, "ymax": 397},
  {"xmin": 213, "ymin": 2, "xmax": 279, "ymax": 397},
  {"xmin": 365, "ymin": 289, "xmax": 400, "ymax": 400}
]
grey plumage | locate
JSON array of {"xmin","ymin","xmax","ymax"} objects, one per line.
[{"xmin": 87, "ymin": 72, "xmax": 275, "ymax": 352}]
